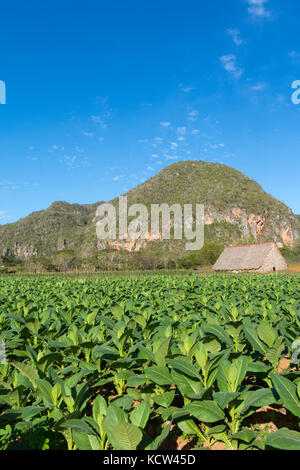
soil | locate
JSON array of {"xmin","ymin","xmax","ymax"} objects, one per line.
[{"xmin": 244, "ymin": 405, "xmax": 300, "ymax": 433}]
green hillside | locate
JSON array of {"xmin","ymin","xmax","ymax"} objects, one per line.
[{"xmin": 0, "ymin": 161, "xmax": 299, "ymax": 272}]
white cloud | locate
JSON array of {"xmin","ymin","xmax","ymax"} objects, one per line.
[
  {"xmin": 178, "ymin": 83, "xmax": 194, "ymax": 92},
  {"xmin": 91, "ymin": 115, "xmax": 107, "ymax": 129},
  {"xmin": 97, "ymin": 137, "xmax": 104, "ymax": 142},
  {"xmin": 0, "ymin": 210, "xmax": 9, "ymax": 221},
  {"xmin": 246, "ymin": 0, "xmax": 271, "ymax": 19},
  {"xmin": 220, "ymin": 54, "xmax": 243, "ymax": 79},
  {"xmin": 251, "ymin": 82, "xmax": 268, "ymax": 91},
  {"xmin": 160, "ymin": 122, "xmax": 171, "ymax": 127},
  {"xmin": 191, "ymin": 129, "xmax": 200, "ymax": 135},
  {"xmin": 112, "ymin": 175, "xmax": 124, "ymax": 181},
  {"xmin": 227, "ymin": 28, "xmax": 244, "ymax": 46},
  {"xmin": 82, "ymin": 131, "xmax": 95, "ymax": 137},
  {"xmin": 137, "ymin": 139, "xmax": 149, "ymax": 143},
  {"xmin": 48, "ymin": 145, "xmax": 59, "ymax": 153},
  {"xmin": 177, "ymin": 127, "xmax": 187, "ymax": 135},
  {"xmin": 188, "ymin": 110, "xmax": 199, "ymax": 121}
]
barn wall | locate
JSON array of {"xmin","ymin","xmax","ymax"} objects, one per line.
[{"xmin": 258, "ymin": 246, "xmax": 288, "ymax": 273}]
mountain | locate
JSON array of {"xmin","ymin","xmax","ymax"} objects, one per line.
[
  {"xmin": 0, "ymin": 201, "xmax": 101, "ymax": 259},
  {"xmin": 0, "ymin": 161, "xmax": 299, "ymax": 271}
]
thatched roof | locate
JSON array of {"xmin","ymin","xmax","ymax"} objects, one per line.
[{"xmin": 213, "ymin": 242, "xmax": 276, "ymax": 271}]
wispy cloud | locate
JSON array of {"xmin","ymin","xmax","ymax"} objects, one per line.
[
  {"xmin": 188, "ymin": 110, "xmax": 199, "ymax": 121},
  {"xmin": 0, "ymin": 179, "xmax": 21, "ymax": 191},
  {"xmin": 178, "ymin": 83, "xmax": 194, "ymax": 93},
  {"xmin": 0, "ymin": 210, "xmax": 9, "ymax": 222},
  {"xmin": 177, "ymin": 127, "xmax": 187, "ymax": 135},
  {"xmin": 112, "ymin": 175, "xmax": 125, "ymax": 181},
  {"xmin": 227, "ymin": 28, "xmax": 244, "ymax": 46},
  {"xmin": 91, "ymin": 115, "xmax": 107, "ymax": 129},
  {"xmin": 60, "ymin": 154, "xmax": 89, "ymax": 170},
  {"xmin": 220, "ymin": 54, "xmax": 243, "ymax": 79},
  {"xmin": 48, "ymin": 145, "xmax": 59, "ymax": 153},
  {"xmin": 251, "ymin": 82, "xmax": 268, "ymax": 91},
  {"xmin": 82, "ymin": 131, "xmax": 95, "ymax": 137},
  {"xmin": 246, "ymin": 0, "xmax": 271, "ymax": 19},
  {"xmin": 160, "ymin": 122, "xmax": 171, "ymax": 127}
]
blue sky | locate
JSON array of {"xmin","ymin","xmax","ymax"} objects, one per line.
[{"xmin": 0, "ymin": 0, "xmax": 300, "ymax": 223}]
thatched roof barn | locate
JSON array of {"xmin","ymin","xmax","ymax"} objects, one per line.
[{"xmin": 213, "ymin": 242, "xmax": 288, "ymax": 273}]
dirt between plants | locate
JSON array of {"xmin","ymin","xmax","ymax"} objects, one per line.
[
  {"xmin": 244, "ymin": 405, "xmax": 300, "ymax": 433},
  {"xmin": 288, "ymin": 265, "xmax": 300, "ymax": 272}
]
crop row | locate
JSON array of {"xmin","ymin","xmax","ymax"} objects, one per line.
[{"xmin": 0, "ymin": 274, "xmax": 299, "ymax": 450}]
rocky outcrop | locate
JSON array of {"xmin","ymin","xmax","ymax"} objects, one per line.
[
  {"xmin": 97, "ymin": 232, "xmax": 162, "ymax": 252},
  {"xmin": 57, "ymin": 237, "xmax": 67, "ymax": 251},
  {"xmin": 3, "ymin": 243, "xmax": 38, "ymax": 259},
  {"xmin": 95, "ymin": 206, "xmax": 297, "ymax": 253},
  {"xmin": 204, "ymin": 207, "xmax": 295, "ymax": 247},
  {"xmin": 280, "ymin": 222, "xmax": 295, "ymax": 248}
]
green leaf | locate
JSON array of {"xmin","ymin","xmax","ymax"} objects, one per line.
[
  {"xmin": 265, "ymin": 338, "xmax": 285, "ymax": 368},
  {"xmin": 171, "ymin": 369, "xmax": 203, "ymax": 396},
  {"xmin": 266, "ymin": 428, "xmax": 300, "ymax": 450},
  {"xmin": 130, "ymin": 400, "xmax": 151, "ymax": 429},
  {"xmin": 202, "ymin": 324, "xmax": 232, "ymax": 347},
  {"xmin": 152, "ymin": 391, "xmax": 175, "ymax": 408},
  {"xmin": 241, "ymin": 388, "xmax": 278, "ymax": 415},
  {"xmin": 207, "ymin": 424, "xmax": 227, "ymax": 435},
  {"xmin": 36, "ymin": 379, "xmax": 55, "ymax": 406},
  {"xmin": 127, "ymin": 375, "xmax": 147, "ymax": 388},
  {"xmin": 213, "ymin": 392, "xmax": 240, "ymax": 409},
  {"xmin": 271, "ymin": 373, "xmax": 300, "ymax": 418},
  {"xmin": 186, "ymin": 400, "xmax": 225, "ymax": 423},
  {"xmin": 243, "ymin": 323, "xmax": 267, "ymax": 355},
  {"xmin": 228, "ymin": 356, "xmax": 249, "ymax": 392},
  {"xmin": 12, "ymin": 361, "xmax": 39, "ymax": 389},
  {"xmin": 146, "ymin": 423, "xmax": 172, "ymax": 450},
  {"xmin": 145, "ymin": 366, "xmax": 173, "ymax": 386},
  {"xmin": 73, "ymin": 431, "xmax": 101, "ymax": 450},
  {"xmin": 232, "ymin": 428, "xmax": 256, "ymax": 443},
  {"xmin": 111, "ymin": 305, "xmax": 123, "ymax": 321},
  {"xmin": 154, "ymin": 337, "xmax": 171, "ymax": 367},
  {"xmin": 168, "ymin": 359, "xmax": 199, "ymax": 379},
  {"xmin": 257, "ymin": 320, "xmax": 276, "ymax": 348},
  {"xmin": 93, "ymin": 395, "xmax": 107, "ymax": 429},
  {"xmin": 104, "ymin": 404, "xmax": 128, "ymax": 449},
  {"xmin": 59, "ymin": 419, "xmax": 96, "ymax": 435},
  {"xmin": 177, "ymin": 418, "xmax": 204, "ymax": 439},
  {"xmin": 113, "ymin": 422, "xmax": 143, "ymax": 450}
]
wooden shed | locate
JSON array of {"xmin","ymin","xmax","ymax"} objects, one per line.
[{"xmin": 213, "ymin": 242, "xmax": 288, "ymax": 273}]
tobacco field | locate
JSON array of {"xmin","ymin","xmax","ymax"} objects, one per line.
[{"xmin": 0, "ymin": 274, "xmax": 300, "ymax": 451}]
